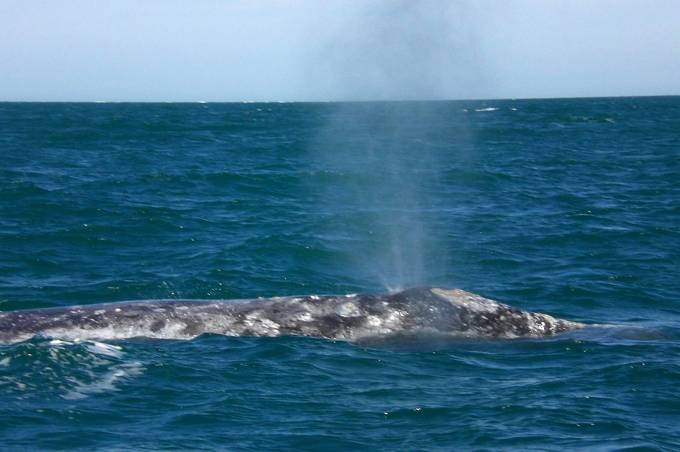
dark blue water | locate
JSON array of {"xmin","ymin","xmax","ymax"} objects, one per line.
[{"xmin": 1, "ymin": 98, "xmax": 679, "ymax": 449}]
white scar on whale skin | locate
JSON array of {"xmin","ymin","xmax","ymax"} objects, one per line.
[{"xmin": 0, "ymin": 288, "xmax": 585, "ymax": 344}]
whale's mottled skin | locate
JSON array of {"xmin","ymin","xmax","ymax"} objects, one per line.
[{"xmin": 0, "ymin": 288, "xmax": 583, "ymax": 344}]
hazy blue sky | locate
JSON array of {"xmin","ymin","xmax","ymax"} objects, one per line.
[{"xmin": 1, "ymin": 0, "xmax": 678, "ymax": 101}]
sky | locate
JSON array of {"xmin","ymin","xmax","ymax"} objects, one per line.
[{"xmin": 1, "ymin": 0, "xmax": 679, "ymax": 102}]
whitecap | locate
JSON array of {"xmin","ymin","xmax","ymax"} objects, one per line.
[
  {"xmin": 85, "ymin": 341, "xmax": 124, "ymax": 358},
  {"xmin": 62, "ymin": 360, "xmax": 144, "ymax": 400}
]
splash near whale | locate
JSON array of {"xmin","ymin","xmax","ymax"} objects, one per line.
[{"xmin": 0, "ymin": 288, "xmax": 584, "ymax": 344}]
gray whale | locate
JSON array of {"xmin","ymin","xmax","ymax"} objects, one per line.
[{"xmin": 0, "ymin": 287, "xmax": 583, "ymax": 344}]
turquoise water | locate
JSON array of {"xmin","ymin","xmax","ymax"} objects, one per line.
[{"xmin": 1, "ymin": 98, "xmax": 679, "ymax": 449}]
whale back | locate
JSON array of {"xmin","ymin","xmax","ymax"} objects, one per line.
[{"xmin": 0, "ymin": 288, "xmax": 583, "ymax": 344}]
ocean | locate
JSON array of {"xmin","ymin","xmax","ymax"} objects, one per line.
[{"xmin": 0, "ymin": 97, "xmax": 678, "ymax": 450}]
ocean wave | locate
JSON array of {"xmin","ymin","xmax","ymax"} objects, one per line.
[{"xmin": 0, "ymin": 338, "xmax": 144, "ymax": 400}]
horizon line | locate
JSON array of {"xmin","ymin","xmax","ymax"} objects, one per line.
[{"xmin": 1, "ymin": 93, "xmax": 678, "ymax": 104}]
